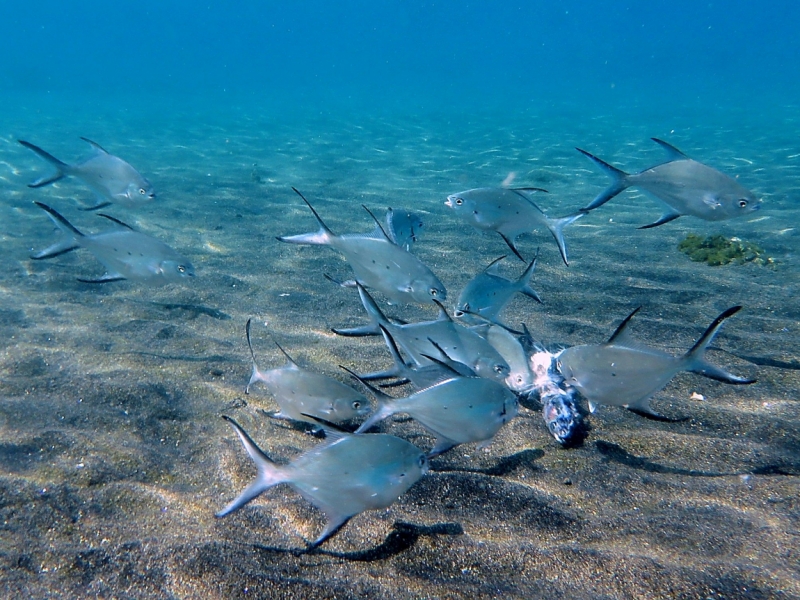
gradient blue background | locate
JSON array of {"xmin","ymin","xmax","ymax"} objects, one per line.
[{"xmin": 2, "ymin": 1, "xmax": 797, "ymax": 112}]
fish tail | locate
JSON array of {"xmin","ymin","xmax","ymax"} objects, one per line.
[
  {"xmin": 31, "ymin": 202, "xmax": 84, "ymax": 259},
  {"xmin": 354, "ymin": 397, "xmax": 394, "ymax": 434},
  {"xmin": 545, "ymin": 211, "xmax": 584, "ymax": 266},
  {"xmin": 245, "ymin": 318, "xmax": 266, "ymax": 393},
  {"xmin": 683, "ymin": 306, "xmax": 756, "ymax": 384},
  {"xmin": 332, "ymin": 284, "xmax": 385, "ymax": 336},
  {"xmin": 516, "ymin": 253, "xmax": 543, "ymax": 303},
  {"xmin": 275, "ymin": 188, "xmax": 334, "ymax": 246},
  {"xmin": 19, "ymin": 140, "xmax": 69, "ymax": 187},
  {"xmin": 576, "ymin": 148, "xmax": 630, "ymax": 211},
  {"xmin": 215, "ymin": 416, "xmax": 287, "ymax": 518}
]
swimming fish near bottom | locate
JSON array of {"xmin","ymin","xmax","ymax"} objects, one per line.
[
  {"xmin": 216, "ymin": 416, "xmax": 428, "ymax": 548},
  {"xmin": 556, "ymin": 306, "xmax": 755, "ymax": 417},
  {"xmin": 245, "ymin": 319, "xmax": 371, "ymax": 426},
  {"xmin": 354, "ymin": 372, "xmax": 519, "ymax": 458},
  {"xmin": 30, "ymin": 202, "xmax": 194, "ymax": 285}
]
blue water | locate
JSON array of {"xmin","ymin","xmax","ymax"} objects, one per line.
[{"xmin": 1, "ymin": 3, "xmax": 798, "ymax": 598}]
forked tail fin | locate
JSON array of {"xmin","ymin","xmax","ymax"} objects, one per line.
[
  {"xmin": 683, "ymin": 306, "xmax": 756, "ymax": 384},
  {"xmin": 276, "ymin": 187, "xmax": 334, "ymax": 246},
  {"xmin": 215, "ymin": 416, "xmax": 287, "ymax": 518},
  {"xmin": 19, "ymin": 140, "xmax": 69, "ymax": 187},
  {"xmin": 577, "ymin": 148, "xmax": 631, "ymax": 211}
]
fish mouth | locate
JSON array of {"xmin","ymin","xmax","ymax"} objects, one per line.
[{"xmin": 444, "ymin": 196, "xmax": 454, "ymax": 207}]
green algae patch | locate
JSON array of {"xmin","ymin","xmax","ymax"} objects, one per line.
[{"xmin": 678, "ymin": 234, "xmax": 774, "ymax": 267}]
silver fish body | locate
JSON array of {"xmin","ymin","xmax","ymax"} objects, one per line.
[
  {"xmin": 217, "ymin": 417, "xmax": 428, "ymax": 548},
  {"xmin": 356, "ymin": 376, "xmax": 519, "ymax": 457},
  {"xmin": 445, "ymin": 187, "xmax": 584, "ymax": 265},
  {"xmin": 455, "ymin": 255, "xmax": 541, "ymax": 326},
  {"xmin": 31, "ymin": 202, "xmax": 193, "ymax": 285},
  {"xmin": 334, "ymin": 284, "xmax": 510, "ymax": 384},
  {"xmin": 484, "ymin": 325, "xmax": 534, "ymax": 393},
  {"xmin": 578, "ymin": 138, "xmax": 762, "ymax": 228},
  {"xmin": 556, "ymin": 306, "xmax": 755, "ymax": 416},
  {"xmin": 278, "ymin": 189, "xmax": 445, "ymax": 305},
  {"xmin": 245, "ymin": 320, "xmax": 371, "ymax": 426},
  {"xmin": 20, "ymin": 138, "xmax": 155, "ymax": 209}
]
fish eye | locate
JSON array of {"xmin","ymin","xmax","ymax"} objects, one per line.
[
  {"xmin": 455, "ymin": 198, "xmax": 463, "ymax": 205},
  {"xmin": 738, "ymin": 199, "xmax": 748, "ymax": 208},
  {"xmin": 352, "ymin": 401, "xmax": 361, "ymax": 410},
  {"xmin": 418, "ymin": 455, "xmax": 427, "ymax": 468},
  {"xmin": 139, "ymin": 188, "xmax": 146, "ymax": 195},
  {"xmin": 177, "ymin": 265, "xmax": 186, "ymax": 273},
  {"xmin": 430, "ymin": 288, "xmax": 438, "ymax": 297}
]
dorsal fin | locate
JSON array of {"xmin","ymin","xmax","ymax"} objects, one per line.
[
  {"xmin": 339, "ymin": 365, "xmax": 394, "ymax": 402},
  {"xmin": 80, "ymin": 137, "xmax": 110, "ymax": 154},
  {"xmin": 483, "ymin": 255, "xmax": 507, "ymax": 275},
  {"xmin": 606, "ymin": 306, "xmax": 642, "ymax": 345},
  {"xmin": 432, "ymin": 299, "xmax": 453, "ymax": 322},
  {"xmin": 509, "ymin": 187, "xmax": 549, "ymax": 194},
  {"xmin": 97, "ymin": 213, "xmax": 135, "ymax": 230},
  {"xmin": 272, "ymin": 338, "xmax": 299, "ymax": 368},
  {"xmin": 293, "ymin": 187, "xmax": 336, "ymax": 236},
  {"xmin": 362, "ymin": 205, "xmax": 393, "ymax": 243},
  {"xmin": 651, "ymin": 138, "xmax": 689, "ymax": 160}
]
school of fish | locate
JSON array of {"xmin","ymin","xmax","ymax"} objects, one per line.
[{"xmin": 18, "ymin": 137, "xmax": 760, "ymax": 548}]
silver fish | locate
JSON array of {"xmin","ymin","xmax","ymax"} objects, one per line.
[
  {"xmin": 444, "ymin": 187, "xmax": 584, "ymax": 265},
  {"xmin": 333, "ymin": 283, "xmax": 510, "ymax": 384},
  {"xmin": 384, "ymin": 208, "xmax": 424, "ymax": 251},
  {"xmin": 577, "ymin": 138, "xmax": 762, "ymax": 228},
  {"xmin": 278, "ymin": 188, "xmax": 445, "ymax": 305},
  {"xmin": 454, "ymin": 255, "xmax": 541, "ymax": 326},
  {"xmin": 245, "ymin": 319, "xmax": 371, "ymax": 426},
  {"xmin": 20, "ymin": 138, "xmax": 155, "ymax": 210},
  {"xmin": 366, "ymin": 208, "xmax": 424, "ymax": 252},
  {"xmin": 484, "ymin": 324, "xmax": 534, "ymax": 393},
  {"xmin": 31, "ymin": 202, "xmax": 194, "ymax": 285},
  {"xmin": 354, "ymin": 373, "xmax": 519, "ymax": 458},
  {"xmin": 217, "ymin": 416, "xmax": 428, "ymax": 548},
  {"xmin": 556, "ymin": 306, "xmax": 755, "ymax": 417},
  {"xmin": 370, "ymin": 324, "xmax": 476, "ymax": 390}
]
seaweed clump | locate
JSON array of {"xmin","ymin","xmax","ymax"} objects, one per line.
[{"xmin": 678, "ymin": 233, "xmax": 773, "ymax": 266}]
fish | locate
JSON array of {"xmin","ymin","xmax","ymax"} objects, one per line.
[
  {"xmin": 370, "ymin": 324, "xmax": 477, "ymax": 390},
  {"xmin": 245, "ymin": 319, "xmax": 371, "ymax": 426},
  {"xmin": 278, "ymin": 188, "xmax": 446, "ymax": 305},
  {"xmin": 30, "ymin": 202, "xmax": 194, "ymax": 284},
  {"xmin": 527, "ymin": 349, "xmax": 587, "ymax": 446},
  {"xmin": 367, "ymin": 208, "xmax": 424, "ymax": 251},
  {"xmin": 444, "ymin": 187, "xmax": 584, "ymax": 265},
  {"xmin": 333, "ymin": 283, "xmax": 510, "ymax": 384},
  {"xmin": 556, "ymin": 306, "xmax": 756, "ymax": 417},
  {"xmin": 577, "ymin": 138, "xmax": 762, "ymax": 228},
  {"xmin": 484, "ymin": 324, "xmax": 534, "ymax": 394},
  {"xmin": 216, "ymin": 416, "xmax": 428, "ymax": 548},
  {"xmin": 352, "ymin": 371, "xmax": 519, "ymax": 458},
  {"xmin": 454, "ymin": 255, "xmax": 541, "ymax": 326},
  {"xmin": 19, "ymin": 138, "xmax": 156, "ymax": 210}
]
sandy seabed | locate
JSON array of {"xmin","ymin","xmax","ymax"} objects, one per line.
[{"xmin": 0, "ymin": 96, "xmax": 798, "ymax": 599}]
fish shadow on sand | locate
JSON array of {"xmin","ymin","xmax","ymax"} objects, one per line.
[
  {"xmin": 430, "ymin": 448, "xmax": 545, "ymax": 477},
  {"xmin": 252, "ymin": 521, "xmax": 463, "ymax": 562},
  {"xmin": 596, "ymin": 440, "xmax": 800, "ymax": 477}
]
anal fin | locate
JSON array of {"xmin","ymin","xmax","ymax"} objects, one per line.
[{"xmin": 639, "ymin": 210, "xmax": 682, "ymax": 229}]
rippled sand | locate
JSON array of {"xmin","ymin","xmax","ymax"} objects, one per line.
[{"xmin": 0, "ymin": 93, "xmax": 798, "ymax": 599}]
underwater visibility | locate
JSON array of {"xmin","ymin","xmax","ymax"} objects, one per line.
[{"xmin": 1, "ymin": 2, "xmax": 798, "ymax": 598}]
